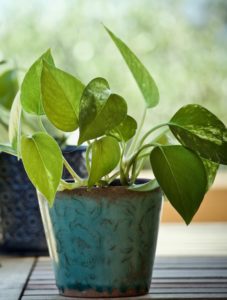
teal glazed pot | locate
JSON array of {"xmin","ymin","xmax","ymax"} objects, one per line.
[{"xmin": 38, "ymin": 180, "xmax": 162, "ymax": 298}]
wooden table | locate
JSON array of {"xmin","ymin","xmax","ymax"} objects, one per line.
[{"xmin": 1, "ymin": 256, "xmax": 227, "ymax": 300}]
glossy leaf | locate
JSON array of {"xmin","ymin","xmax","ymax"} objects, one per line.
[
  {"xmin": 41, "ymin": 61, "xmax": 84, "ymax": 132},
  {"xmin": 21, "ymin": 132, "xmax": 63, "ymax": 205},
  {"xmin": 79, "ymin": 77, "xmax": 110, "ymax": 140},
  {"xmin": 169, "ymin": 104, "xmax": 227, "ymax": 164},
  {"xmin": 150, "ymin": 145, "xmax": 207, "ymax": 224},
  {"xmin": 202, "ymin": 158, "xmax": 219, "ymax": 190},
  {"xmin": 21, "ymin": 49, "xmax": 54, "ymax": 115},
  {"xmin": 0, "ymin": 70, "xmax": 19, "ymax": 109},
  {"xmin": 88, "ymin": 136, "xmax": 120, "ymax": 187},
  {"xmin": 9, "ymin": 92, "xmax": 22, "ymax": 150},
  {"xmin": 128, "ymin": 179, "xmax": 159, "ymax": 192},
  {"xmin": 108, "ymin": 115, "xmax": 137, "ymax": 142},
  {"xmin": 105, "ymin": 26, "xmax": 159, "ymax": 108},
  {"xmin": 78, "ymin": 77, "xmax": 127, "ymax": 144}
]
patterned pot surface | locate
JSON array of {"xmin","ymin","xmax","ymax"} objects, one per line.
[
  {"xmin": 0, "ymin": 146, "xmax": 87, "ymax": 253},
  {"xmin": 38, "ymin": 182, "xmax": 162, "ymax": 297}
]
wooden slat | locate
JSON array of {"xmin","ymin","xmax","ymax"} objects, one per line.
[
  {"xmin": 0, "ymin": 256, "xmax": 35, "ymax": 300},
  {"xmin": 21, "ymin": 294, "xmax": 227, "ymax": 300},
  {"xmin": 21, "ymin": 256, "xmax": 227, "ymax": 300}
]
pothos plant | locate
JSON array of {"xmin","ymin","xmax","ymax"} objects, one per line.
[
  {"xmin": 1, "ymin": 26, "xmax": 227, "ymax": 225},
  {"xmin": 0, "ymin": 64, "xmax": 67, "ymax": 147}
]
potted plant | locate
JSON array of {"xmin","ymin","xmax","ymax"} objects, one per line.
[
  {"xmin": 0, "ymin": 67, "xmax": 86, "ymax": 253},
  {"xmin": 1, "ymin": 26, "xmax": 226, "ymax": 297}
]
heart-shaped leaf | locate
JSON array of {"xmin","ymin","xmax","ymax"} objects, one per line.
[
  {"xmin": 79, "ymin": 77, "xmax": 111, "ymax": 138},
  {"xmin": 108, "ymin": 115, "xmax": 137, "ymax": 142},
  {"xmin": 150, "ymin": 145, "xmax": 207, "ymax": 224},
  {"xmin": 169, "ymin": 104, "xmax": 227, "ymax": 164},
  {"xmin": 41, "ymin": 61, "xmax": 84, "ymax": 132},
  {"xmin": 0, "ymin": 69, "xmax": 19, "ymax": 109},
  {"xmin": 21, "ymin": 49, "xmax": 54, "ymax": 115},
  {"xmin": 9, "ymin": 92, "xmax": 22, "ymax": 151},
  {"xmin": 88, "ymin": 136, "xmax": 120, "ymax": 187},
  {"xmin": 21, "ymin": 132, "xmax": 63, "ymax": 205},
  {"xmin": 128, "ymin": 179, "xmax": 159, "ymax": 192},
  {"xmin": 78, "ymin": 77, "xmax": 127, "ymax": 144},
  {"xmin": 105, "ymin": 26, "xmax": 159, "ymax": 108}
]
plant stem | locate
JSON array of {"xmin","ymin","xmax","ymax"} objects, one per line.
[
  {"xmin": 125, "ymin": 142, "xmax": 159, "ymax": 179},
  {"xmin": 138, "ymin": 122, "xmax": 169, "ymax": 147},
  {"xmin": 16, "ymin": 107, "xmax": 22, "ymax": 159},
  {"xmin": 59, "ymin": 179, "xmax": 86, "ymax": 191},
  {"xmin": 127, "ymin": 107, "xmax": 147, "ymax": 156},
  {"xmin": 63, "ymin": 157, "xmax": 82, "ymax": 182},
  {"xmin": 108, "ymin": 171, "xmax": 120, "ymax": 183},
  {"xmin": 38, "ymin": 117, "xmax": 47, "ymax": 133},
  {"xmin": 85, "ymin": 143, "xmax": 92, "ymax": 174},
  {"xmin": 119, "ymin": 142, "xmax": 129, "ymax": 185}
]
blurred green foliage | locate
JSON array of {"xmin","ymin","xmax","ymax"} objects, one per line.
[{"xmin": 0, "ymin": 0, "xmax": 226, "ymax": 137}]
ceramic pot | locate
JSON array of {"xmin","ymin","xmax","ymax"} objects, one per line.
[
  {"xmin": 38, "ymin": 180, "xmax": 162, "ymax": 298},
  {"xmin": 0, "ymin": 146, "xmax": 87, "ymax": 253}
]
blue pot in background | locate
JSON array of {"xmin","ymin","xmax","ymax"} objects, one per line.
[
  {"xmin": 38, "ymin": 181, "xmax": 162, "ymax": 298},
  {"xmin": 0, "ymin": 146, "xmax": 87, "ymax": 254}
]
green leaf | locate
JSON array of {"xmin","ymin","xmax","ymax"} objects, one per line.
[
  {"xmin": 105, "ymin": 26, "xmax": 159, "ymax": 108},
  {"xmin": 21, "ymin": 132, "xmax": 63, "ymax": 205},
  {"xmin": 78, "ymin": 77, "xmax": 127, "ymax": 144},
  {"xmin": 41, "ymin": 61, "xmax": 84, "ymax": 132},
  {"xmin": 88, "ymin": 136, "xmax": 120, "ymax": 187},
  {"xmin": 169, "ymin": 104, "xmax": 227, "ymax": 164},
  {"xmin": 0, "ymin": 143, "xmax": 17, "ymax": 156},
  {"xmin": 0, "ymin": 123, "xmax": 8, "ymax": 143},
  {"xmin": 21, "ymin": 49, "xmax": 54, "ymax": 115},
  {"xmin": 9, "ymin": 92, "xmax": 22, "ymax": 151},
  {"xmin": 150, "ymin": 145, "xmax": 207, "ymax": 224},
  {"xmin": 128, "ymin": 179, "xmax": 159, "ymax": 192},
  {"xmin": 0, "ymin": 105, "xmax": 10, "ymax": 127},
  {"xmin": 202, "ymin": 158, "xmax": 219, "ymax": 190},
  {"xmin": 108, "ymin": 115, "xmax": 137, "ymax": 142},
  {"xmin": 0, "ymin": 70, "xmax": 19, "ymax": 109}
]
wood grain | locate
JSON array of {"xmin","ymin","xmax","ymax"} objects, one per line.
[
  {"xmin": 20, "ymin": 256, "xmax": 227, "ymax": 300},
  {"xmin": 0, "ymin": 256, "xmax": 35, "ymax": 300}
]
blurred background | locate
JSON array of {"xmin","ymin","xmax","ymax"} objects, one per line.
[
  {"xmin": 0, "ymin": 0, "xmax": 227, "ymax": 129},
  {"xmin": 0, "ymin": 0, "xmax": 226, "ymax": 253}
]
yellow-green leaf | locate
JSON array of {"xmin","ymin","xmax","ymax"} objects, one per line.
[
  {"xmin": 0, "ymin": 69, "xmax": 19, "ymax": 109},
  {"xmin": 105, "ymin": 26, "xmax": 159, "ymax": 108},
  {"xmin": 108, "ymin": 115, "xmax": 137, "ymax": 142},
  {"xmin": 41, "ymin": 61, "xmax": 84, "ymax": 132},
  {"xmin": 88, "ymin": 136, "xmax": 120, "ymax": 187},
  {"xmin": 21, "ymin": 132, "xmax": 63, "ymax": 205},
  {"xmin": 78, "ymin": 77, "xmax": 127, "ymax": 144},
  {"xmin": 21, "ymin": 49, "xmax": 54, "ymax": 115}
]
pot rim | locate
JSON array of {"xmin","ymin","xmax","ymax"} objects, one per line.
[{"xmin": 56, "ymin": 178, "xmax": 161, "ymax": 196}]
